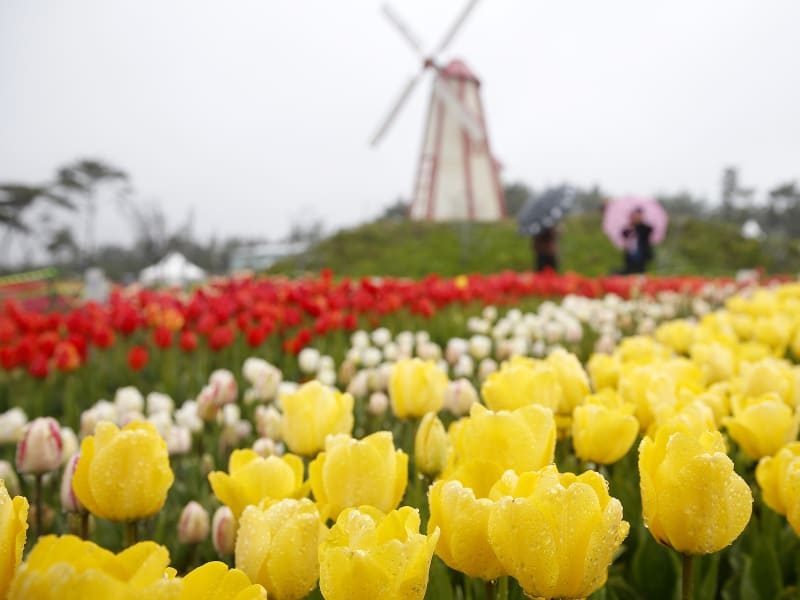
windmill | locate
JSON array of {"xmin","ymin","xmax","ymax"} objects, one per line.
[{"xmin": 370, "ymin": 1, "xmax": 506, "ymax": 222}]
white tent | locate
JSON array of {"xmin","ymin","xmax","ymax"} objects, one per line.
[{"xmin": 139, "ymin": 252, "xmax": 206, "ymax": 287}]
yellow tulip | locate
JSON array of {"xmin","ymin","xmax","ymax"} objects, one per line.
[
  {"xmin": 481, "ymin": 358, "xmax": 561, "ymax": 412},
  {"xmin": 318, "ymin": 506, "xmax": 439, "ymax": 600},
  {"xmin": 655, "ymin": 319, "xmax": 696, "ymax": 354},
  {"xmin": 639, "ymin": 427, "xmax": 752, "ymax": 554},
  {"xmin": 791, "ymin": 328, "xmax": 800, "ymax": 361},
  {"xmin": 690, "ymin": 342, "xmax": 737, "ymax": 385},
  {"xmin": 737, "ymin": 358, "xmax": 796, "ymax": 406},
  {"xmin": 209, "ymin": 449, "xmax": 308, "ymax": 519},
  {"xmin": 427, "ymin": 477, "xmax": 505, "ymax": 580},
  {"xmin": 618, "ymin": 365, "xmax": 676, "ymax": 432},
  {"xmin": 754, "ymin": 316, "xmax": 792, "ymax": 354},
  {"xmin": 0, "ymin": 479, "xmax": 28, "ymax": 599},
  {"xmin": 545, "ymin": 349, "xmax": 590, "ymax": 414},
  {"xmin": 756, "ymin": 441, "xmax": 800, "ymax": 517},
  {"xmin": 678, "ymin": 386, "xmax": 730, "ymax": 427},
  {"xmin": 488, "ymin": 466, "xmax": 629, "ymax": 599},
  {"xmin": 444, "ymin": 404, "xmax": 555, "ymax": 484},
  {"xmin": 572, "ymin": 402, "xmax": 639, "ymax": 465},
  {"xmin": 615, "ymin": 336, "xmax": 671, "ymax": 364},
  {"xmin": 661, "ymin": 358, "xmax": 705, "ymax": 394},
  {"xmin": 8, "ymin": 535, "xmax": 181, "ymax": 599},
  {"xmin": 414, "ymin": 412, "xmax": 448, "ymax": 477},
  {"xmin": 388, "ymin": 358, "xmax": 448, "ymax": 418},
  {"xmin": 236, "ymin": 498, "xmax": 327, "ymax": 600},
  {"xmin": 725, "ymin": 394, "xmax": 800, "ymax": 460},
  {"xmin": 72, "ymin": 421, "xmax": 174, "ymax": 522},
  {"xmin": 309, "ymin": 432, "xmax": 407, "ymax": 520},
  {"xmin": 180, "ymin": 562, "xmax": 266, "ymax": 600},
  {"xmin": 280, "ymin": 381, "xmax": 354, "ymax": 456},
  {"xmin": 586, "ymin": 353, "xmax": 621, "ymax": 391}
]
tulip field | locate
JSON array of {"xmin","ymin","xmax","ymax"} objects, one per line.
[{"xmin": 1, "ymin": 270, "xmax": 800, "ymax": 599}]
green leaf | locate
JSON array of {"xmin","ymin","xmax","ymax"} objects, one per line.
[
  {"xmin": 425, "ymin": 556, "xmax": 455, "ymax": 600},
  {"xmin": 630, "ymin": 533, "xmax": 678, "ymax": 600},
  {"xmin": 694, "ymin": 552, "xmax": 720, "ymax": 600}
]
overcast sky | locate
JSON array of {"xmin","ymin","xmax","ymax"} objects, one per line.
[{"xmin": 2, "ymin": 1, "xmax": 799, "ymax": 248}]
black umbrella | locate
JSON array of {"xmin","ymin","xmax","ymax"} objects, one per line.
[{"xmin": 517, "ymin": 186, "xmax": 576, "ymax": 236}]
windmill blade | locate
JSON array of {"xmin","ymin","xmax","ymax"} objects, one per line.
[
  {"xmin": 433, "ymin": 77, "xmax": 484, "ymax": 141},
  {"xmin": 434, "ymin": 0, "xmax": 482, "ymax": 55},
  {"xmin": 381, "ymin": 4, "xmax": 426, "ymax": 59},
  {"xmin": 370, "ymin": 72, "xmax": 424, "ymax": 147}
]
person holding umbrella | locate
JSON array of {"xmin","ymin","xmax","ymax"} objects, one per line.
[
  {"xmin": 621, "ymin": 207, "xmax": 653, "ymax": 273},
  {"xmin": 532, "ymin": 225, "xmax": 560, "ymax": 272},
  {"xmin": 517, "ymin": 186, "xmax": 575, "ymax": 273},
  {"xmin": 602, "ymin": 197, "xmax": 668, "ymax": 275}
]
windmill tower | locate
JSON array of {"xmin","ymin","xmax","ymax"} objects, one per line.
[{"xmin": 370, "ymin": 1, "xmax": 506, "ymax": 222}]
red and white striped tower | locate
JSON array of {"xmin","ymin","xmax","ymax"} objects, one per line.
[{"xmin": 409, "ymin": 59, "xmax": 505, "ymax": 221}]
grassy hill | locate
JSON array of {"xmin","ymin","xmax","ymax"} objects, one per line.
[{"xmin": 268, "ymin": 214, "xmax": 800, "ymax": 278}]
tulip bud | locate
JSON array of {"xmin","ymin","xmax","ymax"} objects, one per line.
[
  {"xmin": 212, "ymin": 505, "xmax": 237, "ymax": 556},
  {"xmin": 382, "ymin": 342, "xmax": 399, "ymax": 361},
  {"xmin": 210, "ymin": 369, "xmax": 238, "ymax": 405},
  {"xmin": 453, "ymin": 355, "xmax": 475, "ymax": 378},
  {"xmin": 0, "ymin": 459, "xmax": 21, "ymax": 496},
  {"xmin": 371, "ymin": 327, "xmax": 391, "ymax": 347},
  {"xmin": 255, "ymin": 405, "xmax": 283, "ymax": 441},
  {"xmin": 414, "ymin": 412, "xmax": 448, "ymax": 477},
  {"xmin": 316, "ymin": 368, "xmax": 337, "ymax": 387},
  {"xmin": 146, "ymin": 392, "xmax": 174, "ymax": 416},
  {"xmin": 0, "ymin": 407, "xmax": 28, "ymax": 444},
  {"xmin": 16, "ymin": 417, "xmax": 63, "ymax": 474},
  {"xmin": 477, "ymin": 358, "xmax": 498, "ymax": 382},
  {"xmin": 59, "ymin": 427, "xmax": 79, "ymax": 465},
  {"xmin": 178, "ymin": 501, "xmax": 210, "ymax": 544},
  {"xmin": 114, "ymin": 386, "xmax": 144, "ymax": 416},
  {"xmin": 252, "ymin": 437, "xmax": 281, "ymax": 457},
  {"xmin": 337, "ymin": 359, "xmax": 357, "ymax": 387},
  {"xmin": 175, "ymin": 400, "xmax": 203, "ymax": 433},
  {"xmin": 346, "ymin": 371, "xmax": 369, "ymax": 397},
  {"xmin": 60, "ymin": 453, "xmax": 84, "ymax": 513},
  {"xmin": 367, "ymin": 391, "xmax": 389, "ymax": 416},
  {"xmin": 119, "ymin": 411, "xmax": 145, "ymax": 427},
  {"xmin": 469, "ymin": 335, "xmax": 492, "ymax": 360},
  {"xmin": 443, "ymin": 378, "xmax": 479, "ymax": 417},
  {"xmin": 298, "ymin": 347, "xmax": 321, "ymax": 374},
  {"xmin": 361, "ymin": 347, "xmax": 382, "ymax": 368},
  {"xmin": 351, "ymin": 330, "xmax": 370, "ymax": 350},
  {"xmin": 165, "ymin": 425, "xmax": 192, "ymax": 456},
  {"xmin": 445, "ymin": 338, "xmax": 469, "ymax": 364}
]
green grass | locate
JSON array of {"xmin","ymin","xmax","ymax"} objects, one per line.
[{"xmin": 269, "ymin": 214, "xmax": 800, "ymax": 278}]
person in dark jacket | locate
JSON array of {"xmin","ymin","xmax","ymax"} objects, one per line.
[
  {"xmin": 532, "ymin": 226, "xmax": 559, "ymax": 272},
  {"xmin": 621, "ymin": 208, "xmax": 653, "ymax": 274}
]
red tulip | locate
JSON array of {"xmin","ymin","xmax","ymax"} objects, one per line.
[
  {"xmin": 127, "ymin": 345, "xmax": 149, "ymax": 370},
  {"xmin": 54, "ymin": 341, "xmax": 81, "ymax": 372},
  {"xmin": 153, "ymin": 326, "xmax": 173, "ymax": 349},
  {"xmin": 180, "ymin": 330, "xmax": 199, "ymax": 352}
]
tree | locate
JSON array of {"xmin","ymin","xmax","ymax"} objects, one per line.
[
  {"xmin": 0, "ymin": 184, "xmax": 74, "ymax": 267},
  {"xmin": 719, "ymin": 167, "xmax": 754, "ymax": 223},
  {"xmin": 55, "ymin": 159, "xmax": 128, "ymax": 263},
  {"xmin": 766, "ymin": 182, "xmax": 800, "ymax": 236}
]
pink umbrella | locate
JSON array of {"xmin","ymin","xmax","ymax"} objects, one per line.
[{"xmin": 602, "ymin": 197, "xmax": 669, "ymax": 249}]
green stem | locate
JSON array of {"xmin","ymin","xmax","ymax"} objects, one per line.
[
  {"xmin": 485, "ymin": 580, "xmax": 496, "ymax": 600},
  {"xmin": 34, "ymin": 473, "xmax": 43, "ymax": 538},
  {"xmin": 682, "ymin": 553, "xmax": 693, "ymax": 600},
  {"xmin": 125, "ymin": 521, "xmax": 138, "ymax": 547},
  {"xmin": 80, "ymin": 511, "xmax": 89, "ymax": 540},
  {"xmin": 497, "ymin": 577, "xmax": 508, "ymax": 600}
]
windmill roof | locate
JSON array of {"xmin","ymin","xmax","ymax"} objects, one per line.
[{"xmin": 440, "ymin": 59, "xmax": 480, "ymax": 83}]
